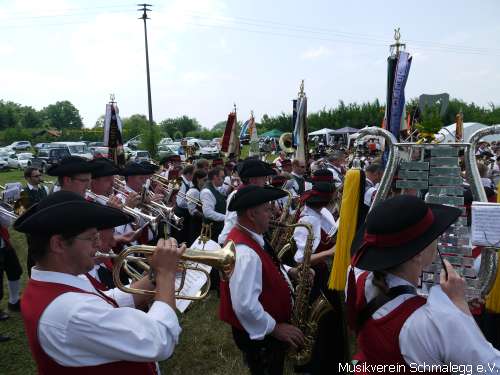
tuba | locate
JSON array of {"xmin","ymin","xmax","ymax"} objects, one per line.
[
  {"xmin": 279, "ymin": 132, "xmax": 295, "ymax": 154},
  {"xmin": 357, "ymin": 125, "xmax": 500, "ymax": 300},
  {"xmin": 95, "ymin": 241, "xmax": 236, "ymax": 300},
  {"xmin": 270, "ymin": 220, "xmax": 333, "ymax": 365}
]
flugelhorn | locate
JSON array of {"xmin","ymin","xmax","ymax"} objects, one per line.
[{"xmin": 94, "ymin": 241, "xmax": 236, "ymax": 300}]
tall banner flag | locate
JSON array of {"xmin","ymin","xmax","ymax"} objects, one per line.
[
  {"xmin": 103, "ymin": 95, "xmax": 126, "ymax": 167},
  {"xmin": 221, "ymin": 105, "xmax": 240, "ymax": 158},
  {"xmin": 292, "ymin": 80, "xmax": 309, "ymax": 165},
  {"xmin": 383, "ymin": 29, "xmax": 412, "ymax": 141},
  {"xmin": 248, "ymin": 111, "xmax": 259, "ymax": 157}
]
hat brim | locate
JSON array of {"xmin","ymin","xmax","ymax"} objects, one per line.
[
  {"xmin": 47, "ymin": 162, "xmax": 102, "ymax": 176},
  {"xmin": 352, "ymin": 203, "xmax": 462, "ymax": 271},
  {"xmin": 228, "ymin": 187, "xmax": 287, "ymax": 211},
  {"xmin": 14, "ymin": 201, "xmax": 133, "ymax": 236}
]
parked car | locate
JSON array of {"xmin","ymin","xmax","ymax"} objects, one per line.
[
  {"xmin": 129, "ymin": 150, "xmax": 151, "ymax": 163},
  {"xmin": 88, "ymin": 142, "xmax": 105, "ymax": 147},
  {"xmin": 6, "ymin": 153, "xmax": 33, "ymax": 169},
  {"xmin": 8, "ymin": 141, "xmax": 32, "ymax": 151},
  {"xmin": 188, "ymin": 139, "xmax": 220, "ymax": 159},
  {"xmin": 50, "ymin": 142, "xmax": 93, "ymax": 160},
  {"xmin": 31, "ymin": 148, "xmax": 72, "ymax": 173},
  {"xmin": 0, "ymin": 159, "xmax": 8, "ymax": 170},
  {"xmin": 90, "ymin": 146, "xmax": 110, "ymax": 159},
  {"xmin": 124, "ymin": 136, "xmax": 141, "ymax": 150},
  {"xmin": 34, "ymin": 143, "xmax": 51, "ymax": 152}
]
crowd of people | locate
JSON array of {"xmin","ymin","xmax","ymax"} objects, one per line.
[{"xmin": 0, "ymin": 139, "xmax": 500, "ymax": 374}]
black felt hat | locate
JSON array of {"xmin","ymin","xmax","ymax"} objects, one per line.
[
  {"xmin": 121, "ymin": 161, "xmax": 154, "ymax": 176},
  {"xmin": 90, "ymin": 158, "xmax": 121, "ymax": 178},
  {"xmin": 160, "ymin": 154, "xmax": 181, "ymax": 164},
  {"xmin": 14, "ymin": 191, "xmax": 133, "ymax": 236},
  {"xmin": 237, "ymin": 159, "xmax": 276, "ymax": 178},
  {"xmin": 301, "ymin": 182, "xmax": 334, "ymax": 204},
  {"xmin": 351, "ymin": 195, "xmax": 462, "ymax": 271},
  {"xmin": 308, "ymin": 169, "xmax": 334, "ymax": 183},
  {"xmin": 140, "ymin": 161, "xmax": 160, "ymax": 173},
  {"xmin": 47, "ymin": 156, "xmax": 102, "ymax": 177},
  {"xmin": 228, "ymin": 185, "xmax": 287, "ymax": 211}
]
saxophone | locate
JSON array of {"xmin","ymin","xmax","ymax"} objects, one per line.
[
  {"xmin": 270, "ymin": 220, "xmax": 332, "ymax": 365},
  {"xmin": 269, "ymin": 189, "xmax": 293, "ymax": 251}
]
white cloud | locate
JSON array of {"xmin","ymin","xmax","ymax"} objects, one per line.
[{"xmin": 301, "ymin": 45, "xmax": 332, "ymax": 60}]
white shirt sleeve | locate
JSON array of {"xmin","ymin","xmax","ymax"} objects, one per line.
[
  {"xmin": 186, "ymin": 188, "xmax": 200, "ymax": 216},
  {"xmin": 400, "ymin": 286, "xmax": 500, "ymax": 370},
  {"xmin": 38, "ymin": 293, "xmax": 181, "ymax": 366},
  {"xmin": 229, "ymin": 245, "xmax": 276, "ymax": 340},
  {"xmin": 217, "ymin": 190, "xmax": 237, "ymax": 245},
  {"xmin": 200, "ymin": 188, "xmax": 225, "ymax": 222},
  {"xmin": 293, "ymin": 215, "xmax": 320, "ymax": 263}
]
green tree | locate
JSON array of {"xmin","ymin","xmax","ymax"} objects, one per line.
[
  {"xmin": 160, "ymin": 116, "xmax": 201, "ymax": 138},
  {"xmin": 41, "ymin": 101, "xmax": 83, "ymax": 129},
  {"xmin": 122, "ymin": 114, "xmax": 149, "ymax": 141},
  {"xmin": 93, "ymin": 115, "xmax": 105, "ymax": 128},
  {"xmin": 140, "ymin": 125, "xmax": 161, "ymax": 158},
  {"xmin": 0, "ymin": 101, "xmax": 21, "ymax": 130},
  {"xmin": 20, "ymin": 106, "xmax": 42, "ymax": 128}
]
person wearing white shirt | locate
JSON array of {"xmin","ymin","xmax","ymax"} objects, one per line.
[
  {"xmin": 218, "ymin": 159, "xmax": 276, "ymax": 245},
  {"xmin": 200, "ymin": 167, "xmax": 226, "ymax": 242},
  {"xmin": 363, "ymin": 163, "xmax": 383, "ymax": 208},
  {"xmin": 347, "ymin": 195, "xmax": 500, "ymax": 371},
  {"xmin": 15, "ymin": 190, "xmax": 185, "ymax": 374},
  {"xmin": 219, "ymin": 185, "xmax": 305, "ymax": 375},
  {"xmin": 324, "ymin": 152, "xmax": 345, "ymax": 190},
  {"xmin": 186, "ymin": 169, "xmax": 207, "ymax": 245},
  {"xmin": 23, "ymin": 167, "xmax": 49, "ymax": 206},
  {"xmin": 172, "ymin": 165, "xmax": 194, "ymax": 244}
]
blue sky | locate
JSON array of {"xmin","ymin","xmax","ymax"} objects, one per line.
[{"xmin": 1, "ymin": 0, "xmax": 499, "ymax": 129}]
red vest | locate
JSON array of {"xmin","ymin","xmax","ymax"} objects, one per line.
[
  {"xmin": 21, "ymin": 278, "xmax": 156, "ymax": 375},
  {"xmin": 219, "ymin": 226, "xmax": 292, "ymax": 331},
  {"xmin": 354, "ymin": 272, "xmax": 426, "ymax": 370}
]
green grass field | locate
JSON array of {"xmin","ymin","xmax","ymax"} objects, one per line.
[{"xmin": 0, "ymin": 169, "xmax": 298, "ymax": 374}]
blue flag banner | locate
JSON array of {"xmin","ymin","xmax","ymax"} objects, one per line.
[{"xmin": 389, "ymin": 51, "xmax": 412, "ymax": 140}]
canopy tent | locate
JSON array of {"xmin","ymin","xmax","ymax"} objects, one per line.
[
  {"xmin": 348, "ymin": 127, "xmax": 385, "ymax": 149},
  {"xmin": 308, "ymin": 128, "xmax": 335, "ymax": 136},
  {"xmin": 259, "ymin": 129, "xmax": 283, "ymax": 138},
  {"xmin": 437, "ymin": 122, "xmax": 500, "ymax": 143},
  {"xmin": 332, "ymin": 126, "xmax": 359, "ymax": 134}
]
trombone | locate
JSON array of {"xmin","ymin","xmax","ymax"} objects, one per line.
[
  {"xmin": 94, "ymin": 241, "xmax": 236, "ymax": 300},
  {"xmin": 151, "ymin": 175, "xmax": 202, "ymax": 207}
]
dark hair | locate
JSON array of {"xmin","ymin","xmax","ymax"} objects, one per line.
[
  {"xmin": 192, "ymin": 169, "xmax": 207, "ymax": 189},
  {"xmin": 29, "ymin": 231, "xmax": 81, "ymax": 263},
  {"xmin": 195, "ymin": 159, "xmax": 209, "ymax": 169},
  {"xmin": 365, "ymin": 163, "xmax": 384, "ymax": 174},
  {"xmin": 24, "ymin": 167, "xmax": 40, "ymax": 179},
  {"xmin": 208, "ymin": 167, "xmax": 224, "ymax": 181},
  {"xmin": 182, "ymin": 165, "xmax": 195, "ymax": 176}
]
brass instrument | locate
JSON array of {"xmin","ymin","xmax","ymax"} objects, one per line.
[
  {"xmin": 94, "ymin": 241, "xmax": 236, "ymax": 300},
  {"xmin": 152, "ymin": 174, "xmax": 202, "ymax": 207},
  {"xmin": 279, "ymin": 132, "xmax": 295, "ymax": 154},
  {"xmin": 269, "ymin": 189, "xmax": 293, "ymax": 251},
  {"xmin": 0, "ymin": 204, "xmax": 17, "ymax": 221},
  {"xmin": 270, "ymin": 220, "xmax": 332, "ymax": 365}
]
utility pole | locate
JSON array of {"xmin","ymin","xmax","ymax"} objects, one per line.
[{"xmin": 138, "ymin": 4, "xmax": 153, "ymax": 127}]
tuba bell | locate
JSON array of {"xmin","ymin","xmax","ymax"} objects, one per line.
[{"xmin": 279, "ymin": 132, "xmax": 295, "ymax": 154}]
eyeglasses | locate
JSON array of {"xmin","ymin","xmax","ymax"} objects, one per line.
[
  {"xmin": 75, "ymin": 233, "xmax": 101, "ymax": 245},
  {"xmin": 31, "ymin": 174, "xmax": 42, "ymax": 178}
]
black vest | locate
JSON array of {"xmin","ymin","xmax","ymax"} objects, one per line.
[
  {"xmin": 23, "ymin": 186, "xmax": 47, "ymax": 208},
  {"xmin": 293, "ymin": 175, "xmax": 305, "ymax": 195}
]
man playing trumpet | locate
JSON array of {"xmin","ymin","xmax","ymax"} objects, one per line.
[{"xmin": 15, "ymin": 191, "xmax": 184, "ymax": 374}]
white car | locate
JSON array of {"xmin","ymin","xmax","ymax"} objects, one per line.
[
  {"xmin": 0, "ymin": 159, "xmax": 7, "ymax": 170},
  {"xmin": 11, "ymin": 153, "xmax": 34, "ymax": 168},
  {"xmin": 129, "ymin": 150, "xmax": 151, "ymax": 163},
  {"xmin": 8, "ymin": 141, "xmax": 32, "ymax": 151}
]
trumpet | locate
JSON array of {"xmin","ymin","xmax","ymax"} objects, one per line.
[{"xmin": 94, "ymin": 241, "xmax": 236, "ymax": 300}]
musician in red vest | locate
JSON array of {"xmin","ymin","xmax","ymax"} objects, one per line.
[
  {"xmin": 15, "ymin": 191, "xmax": 185, "ymax": 374},
  {"xmin": 347, "ymin": 195, "xmax": 500, "ymax": 371},
  {"xmin": 219, "ymin": 185, "xmax": 305, "ymax": 375}
]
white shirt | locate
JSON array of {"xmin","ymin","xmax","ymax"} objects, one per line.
[
  {"xmin": 217, "ymin": 189, "xmax": 238, "ymax": 245},
  {"xmin": 364, "ymin": 185, "xmax": 378, "ymax": 207},
  {"xmin": 354, "ymin": 270, "xmax": 500, "ymax": 369},
  {"xmin": 32, "ymin": 267, "xmax": 181, "ymax": 367},
  {"xmin": 327, "ymin": 165, "xmax": 343, "ymax": 189},
  {"xmin": 293, "ymin": 206, "xmax": 322, "ymax": 263},
  {"xmin": 200, "ymin": 185, "xmax": 225, "ymax": 222},
  {"xmin": 284, "ymin": 173, "xmax": 312, "ymax": 198},
  {"xmin": 175, "ymin": 176, "xmax": 192, "ymax": 209},
  {"xmin": 186, "ymin": 188, "xmax": 201, "ymax": 216},
  {"xmin": 229, "ymin": 224, "xmax": 292, "ymax": 340}
]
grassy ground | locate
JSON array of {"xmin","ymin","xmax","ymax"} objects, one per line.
[{"xmin": 0, "ymin": 169, "xmax": 295, "ymax": 374}]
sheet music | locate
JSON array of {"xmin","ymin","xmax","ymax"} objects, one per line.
[
  {"xmin": 175, "ymin": 237, "xmax": 219, "ymax": 313},
  {"xmin": 471, "ymin": 202, "xmax": 500, "ymax": 247}
]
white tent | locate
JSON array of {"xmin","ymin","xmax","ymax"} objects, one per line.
[
  {"xmin": 308, "ymin": 128, "xmax": 335, "ymax": 136},
  {"xmin": 437, "ymin": 122, "xmax": 500, "ymax": 143}
]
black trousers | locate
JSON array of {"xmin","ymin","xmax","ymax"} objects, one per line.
[
  {"xmin": 26, "ymin": 235, "xmax": 35, "ymax": 277},
  {"xmin": 172, "ymin": 207, "xmax": 190, "ymax": 245},
  {"xmin": 232, "ymin": 328, "xmax": 287, "ymax": 375},
  {"xmin": 0, "ymin": 245, "xmax": 23, "ymax": 302}
]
